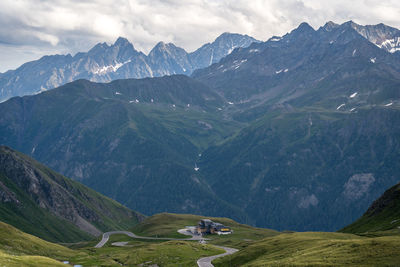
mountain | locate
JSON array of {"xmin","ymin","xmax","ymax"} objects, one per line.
[
  {"xmin": 193, "ymin": 21, "xmax": 400, "ymax": 112},
  {"xmin": 343, "ymin": 21, "xmax": 400, "ymax": 53},
  {"xmin": 0, "ymin": 146, "xmax": 143, "ymax": 242},
  {"xmin": 148, "ymin": 42, "xmax": 193, "ymax": 76},
  {"xmin": 192, "ymin": 21, "xmax": 400, "ymax": 231},
  {"xmin": 341, "ymin": 181, "xmax": 400, "ymax": 234},
  {"xmin": 190, "ymin": 32, "xmax": 258, "ymax": 70},
  {"xmin": 0, "ymin": 33, "xmax": 259, "ymax": 102},
  {"xmin": 0, "ymin": 75, "xmax": 248, "ymax": 224}
]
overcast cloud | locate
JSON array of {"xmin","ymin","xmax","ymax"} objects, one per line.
[{"xmin": 1, "ymin": 0, "xmax": 400, "ymax": 72}]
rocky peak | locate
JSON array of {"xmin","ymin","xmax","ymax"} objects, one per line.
[
  {"xmin": 322, "ymin": 21, "xmax": 339, "ymax": 31},
  {"xmin": 114, "ymin": 36, "xmax": 131, "ymax": 47}
]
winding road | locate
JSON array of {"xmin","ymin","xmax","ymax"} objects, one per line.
[
  {"xmin": 197, "ymin": 246, "xmax": 238, "ymax": 267},
  {"xmin": 94, "ymin": 229, "xmax": 238, "ymax": 266}
]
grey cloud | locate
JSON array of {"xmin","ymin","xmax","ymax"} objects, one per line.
[{"xmin": 1, "ymin": 0, "xmax": 400, "ymax": 72}]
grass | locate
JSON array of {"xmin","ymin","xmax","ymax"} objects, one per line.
[
  {"xmin": 0, "ymin": 219, "xmax": 226, "ymax": 266},
  {"xmin": 131, "ymin": 213, "xmax": 279, "ymax": 248},
  {"xmin": 213, "ymin": 232, "xmax": 400, "ymax": 266},
  {"xmin": 80, "ymin": 240, "xmax": 225, "ymax": 267}
]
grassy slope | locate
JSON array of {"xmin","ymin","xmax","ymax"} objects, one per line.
[
  {"xmin": 0, "ymin": 221, "xmax": 76, "ymax": 266},
  {"xmin": 86, "ymin": 239, "xmax": 225, "ymax": 267},
  {"xmin": 0, "ymin": 220, "xmax": 224, "ymax": 267},
  {"xmin": 213, "ymin": 232, "xmax": 400, "ymax": 266},
  {"xmin": 0, "ymin": 146, "xmax": 143, "ymax": 243},
  {"xmin": 341, "ymin": 182, "xmax": 400, "ymax": 234},
  {"xmin": 131, "ymin": 213, "xmax": 279, "ymax": 248},
  {"xmin": 0, "ymin": 173, "xmax": 93, "ymax": 243}
]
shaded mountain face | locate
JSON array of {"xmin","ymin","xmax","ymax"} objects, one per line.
[
  {"xmin": 193, "ymin": 21, "xmax": 400, "ymax": 114},
  {"xmin": 0, "ymin": 146, "xmax": 143, "ymax": 242},
  {"xmin": 191, "ymin": 21, "xmax": 400, "ymax": 231},
  {"xmin": 0, "ymin": 33, "xmax": 259, "ymax": 102},
  {"xmin": 0, "ymin": 75, "xmax": 248, "ymax": 224},
  {"xmin": 341, "ymin": 181, "xmax": 400, "ymax": 234}
]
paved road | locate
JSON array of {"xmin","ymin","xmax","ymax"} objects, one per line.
[
  {"xmin": 94, "ymin": 229, "xmax": 239, "ymax": 267},
  {"xmin": 94, "ymin": 229, "xmax": 205, "ymax": 248},
  {"xmin": 197, "ymin": 246, "xmax": 238, "ymax": 267}
]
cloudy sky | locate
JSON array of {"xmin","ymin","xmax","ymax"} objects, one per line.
[{"xmin": 1, "ymin": 0, "xmax": 400, "ymax": 72}]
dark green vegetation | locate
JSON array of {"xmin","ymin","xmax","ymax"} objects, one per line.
[
  {"xmin": 0, "ymin": 146, "xmax": 143, "ymax": 243},
  {"xmin": 341, "ymin": 181, "xmax": 400, "ymax": 234},
  {"xmin": 0, "ymin": 21, "xmax": 399, "ymax": 231},
  {"xmin": 0, "ymin": 75, "xmax": 248, "ymax": 224},
  {"xmin": 131, "ymin": 213, "xmax": 279, "ymax": 248}
]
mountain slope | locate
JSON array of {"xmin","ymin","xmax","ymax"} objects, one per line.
[
  {"xmin": 192, "ymin": 21, "xmax": 400, "ymax": 231},
  {"xmin": 0, "ymin": 76, "xmax": 247, "ymax": 223},
  {"xmin": 0, "ymin": 33, "xmax": 258, "ymax": 102},
  {"xmin": 341, "ymin": 181, "xmax": 400, "ymax": 234},
  {"xmin": 0, "ymin": 221, "xmax": 75, "ymax": 266},
  {"xmin": 193, "ymin": 21, "xmax": 400, "ymax": 118},
  {"xmin": 0, "ymin": 146, "xmax": 143, "ymax": 242},
  {"xmin": 200, "ymin": 107, "xmax": 400, "ymax": 231}
]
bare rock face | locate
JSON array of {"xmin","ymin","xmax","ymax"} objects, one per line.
[
  {"xmin": 0, "ymin": 146, "xmax": 100, "ymax": 228},
  {"xmin": 343, "ymin": 173, "xmax": 375, "ymax": 201},
  {"xmin": 0, "ymin": 181, "xmax": 19, "ymax": 203}
]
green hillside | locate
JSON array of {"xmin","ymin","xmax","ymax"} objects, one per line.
[
  {"xmin": 213, "ymin": 232, "xmax": 400, "ymax": 266},
  {"xmin": 131, "ymin": 213, "xmax": 279, "ymax": 248},
  {"xmin": 0, "ymin": 146, "xmax": 143, "ymax": 242},
  {"xmin": 0, "ymin": 221, "xmax": 75, "ymax": 266},
  {"xmin": 341, "ymin": 182, "xmax": 400, "ymax": 234}
]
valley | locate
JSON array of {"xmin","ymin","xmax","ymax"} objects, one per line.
[{"xmin": 0, "ymin": 17, "xmax": 399, "ymax": 266}]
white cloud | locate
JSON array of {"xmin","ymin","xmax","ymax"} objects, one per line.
[{"xmin": 1, "ymin": 0, "xmax": 400, "ymax": 72}]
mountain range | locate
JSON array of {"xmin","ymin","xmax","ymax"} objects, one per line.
[
  {"xmin": 0, "ymin": 20, "xmax": 399, "ymax": 232},
  {"xmin": 0, "ymin": 33, "xmax": 258, "ymax": 102}
]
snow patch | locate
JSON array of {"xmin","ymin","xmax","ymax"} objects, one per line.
[
  {"xmin": 350, "ymin": 108, "xmax": 356, "ymax": 112},
  {"xmin": 227, "ymin": 101, "xmax": 234, "ymax": 105},
  {"xmin": 352, "ymin": 49, "xmax": 357, "ymax": 56},
  {"xmin": 93, "ymin": 60, "xmax": 131, "ymax": 75},
  {"xmin": 385, "ymin": 102, "xmax": 393, "ymax": 107},
  {"xmin": 336, "ymin": 103, "xmax": 345, "ymax": 110},
  {"xmin": 270, "ymin": 37, "xmax": 281, "ymax": 41},
  {"xmin": 249, "ymin": 49, "xmax": 260, "ymax": 53},
  {"xmin": 370, "ymin": 57, "xmax": 376, "ymax": 63},
  {"xmin": 115, "ymin": 92, "xmax": 122, "ymax": 95},
  {"xmin": 349, "ymin": 92, "xmax": 358, "ymax": 98},
  {"xmin": 379, "ymin": 37, "xmax": 400, "ymax": 53}
]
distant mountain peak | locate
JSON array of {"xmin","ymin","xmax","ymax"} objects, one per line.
[
  {"xmin": 114, "ymin": 36, "xmax": 131, "ymax": 47},
  {"xmin": 291, "ymin": 22, "xmax": 315, "ymax": 35},
  {"xmin": 323, "ymin": 21, "xmax": 339, "ymax": 31}
]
